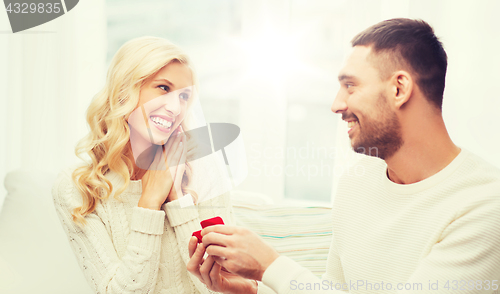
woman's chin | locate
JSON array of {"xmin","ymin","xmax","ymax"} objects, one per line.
[{"xmin": 150, "ymin": 133, "xmax": 173, "ymax": 145}]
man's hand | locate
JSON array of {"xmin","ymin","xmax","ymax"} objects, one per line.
[
  {"xmin": 187, "ymin": 236, "xmax": 258, "ymax": 294},
  {"xmin": 201, "ymin": 225, "xmax": 280, "ymax": 281}
]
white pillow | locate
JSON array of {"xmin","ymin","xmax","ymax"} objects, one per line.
[{"xmin": 0, "ymin": 169, "xmax": 93, "ymax": 294}]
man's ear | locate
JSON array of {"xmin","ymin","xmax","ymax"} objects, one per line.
[{"xmin": 391, "ymin": 71, "xmax": 413, "ymax": 109}]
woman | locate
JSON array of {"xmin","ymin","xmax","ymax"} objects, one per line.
[{"xmin": 52, "ymin": 36, "xmax": 234, "ymax": 294}]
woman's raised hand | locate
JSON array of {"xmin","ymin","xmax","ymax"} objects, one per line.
[
  {"xmin": 167, "ymin": 127, "xmax": 187, "ymax": 202},
  {"xmin": 138, "ymin": 126, "xmax": 187, "ymax": 210}
]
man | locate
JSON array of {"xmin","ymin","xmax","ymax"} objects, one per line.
[{"xmin": 187, "ymin": 18, "xmax": 500, "ymax": 293}]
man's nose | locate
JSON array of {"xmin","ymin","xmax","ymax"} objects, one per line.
[{"xmin": 331, "ymin": 90, "xmax": 348, "ymax": 114}]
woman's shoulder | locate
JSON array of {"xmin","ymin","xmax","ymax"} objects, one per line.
[{"xmin": 51, "ymin": 164, "xmax": 86, "ymax": 209}]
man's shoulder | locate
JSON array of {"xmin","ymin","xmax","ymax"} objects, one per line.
[
  {"xmin": 461, "ymin": 149, "xmax": 500, "ymax": 181},
  {"xmin": 453, "ymin": 150, "xmax": 500, "ymax": 199},
  {"xmin": 464, "ymin": 149, "xmax": 500, "ymax": 175},
  {"xmin": 451, "ymin": 151, "xmax": 500, "ymax": 223}
]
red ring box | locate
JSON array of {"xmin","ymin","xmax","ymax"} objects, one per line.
[
  {"xmin": 192, "ymin": 217, "xmax": 228, "ymax": 271},
  {"xmin": 192, "ymin": 230, "xmax": 203, "ymax": 243},
  {"xmin": 192, "ymin": 217, "xmax": 225, "ymax": 243},
  {"xmin": 200, "ymin": 216, "xmax": 224, "ymax": 228}
]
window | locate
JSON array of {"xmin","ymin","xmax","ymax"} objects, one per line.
[{"xmin": 106, "ymin": 0, "xmax": 354, "ymax": 203}]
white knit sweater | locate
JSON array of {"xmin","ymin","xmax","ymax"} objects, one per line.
[
  {"xmin": 262, "ymin": 149, "xmax": 500, "ymax": 293},
  {"xmin": 52, "ymin": 162, "xmax": 234, "ymax": 294}
]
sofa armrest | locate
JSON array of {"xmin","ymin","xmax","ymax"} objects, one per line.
[{"xmin": 0, "ymin": 169, "xmax": 93, "ymax": 294}]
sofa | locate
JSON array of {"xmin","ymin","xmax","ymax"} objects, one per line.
[{"xmin": 0, "ymin": 169, "xmax": 332, "ymax": 294}]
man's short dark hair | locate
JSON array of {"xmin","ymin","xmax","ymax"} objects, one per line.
[{"xmin": 352, "ymin": 18, "xmax": 447, "ymax": 109}]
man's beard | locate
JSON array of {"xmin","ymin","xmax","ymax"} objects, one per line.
[{"xmin": 348, "ymin": 93, "xmax": 404, "ymax": 160}]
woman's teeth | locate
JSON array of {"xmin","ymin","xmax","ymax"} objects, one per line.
[
  {"xmin": 151, "ymin": 116, "xmax": 173, "ymax": 129},
  {"xmin": 348, "ymin": 121, "xmax": 358, "ymax": 128}
]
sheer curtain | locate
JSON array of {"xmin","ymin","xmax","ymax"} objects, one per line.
[{"xmin": 0, "ymin": 0, "xmax": 107, "ymax": 206}]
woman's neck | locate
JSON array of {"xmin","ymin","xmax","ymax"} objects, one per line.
[{"xmin": 125, "ymin": 141, "xmax": 150, "ymax": 181}]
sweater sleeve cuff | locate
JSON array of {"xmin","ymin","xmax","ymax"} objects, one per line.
[
  {"xmin": 262, "ymin": 256, "xmax": 307, "ymax": 293},
  {"xmin": 130, "ymin": 206, "xmax": 165, "ymax": 235},
  {"xmin": 257, "ymin": 280, "xmax": 278, "ymax": 294},
  {"xmin": 162, "ymin": 197, "xmax": 199, "ymax": 227}
]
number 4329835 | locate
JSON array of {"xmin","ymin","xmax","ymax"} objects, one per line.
[{"xmin": 6, "ymin": 3, "xmax": 62, "ymax": 14}]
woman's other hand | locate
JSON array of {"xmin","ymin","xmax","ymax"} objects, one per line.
[
  {"xmin": 138, "ymin": 127, "xmax": 186, "ymax": 210},
  {"xmin": 166, "ymin": 126, "xmax": 187, "ymax": 202}
]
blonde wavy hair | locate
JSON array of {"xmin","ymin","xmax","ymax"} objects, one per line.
[{"xmin": 71, "ymin": 36, "xmax": 199, "ymax": 225}]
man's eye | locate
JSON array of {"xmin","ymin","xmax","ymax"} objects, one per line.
[
  {"xmin": 158, "ymin": 85, "xmax": 170, "ymax": 92},
  {"xmin": 179, "ymin": 92, "xmax": 190, "ymax": 101},
  {"xmin": 346, "ymin": 84, "xmax": 353, "ymax": 89}
]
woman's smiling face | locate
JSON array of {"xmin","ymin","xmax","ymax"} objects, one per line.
[{"xmin": 128, "ymin": 60, "xmax": 193, "ymax": 145}]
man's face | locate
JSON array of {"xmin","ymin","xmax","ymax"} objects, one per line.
[{"xmin": 331, "ymin": 46, "xmax": 403, "ymax": 160}]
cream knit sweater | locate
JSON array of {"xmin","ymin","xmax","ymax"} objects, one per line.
[
  {"xmin": 52, "ymin": 161, "xmax": 234, "ymax": 294},
  {"xmin": 262, "ymin": 149, "xmax": 500, "ymax": 293}
]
